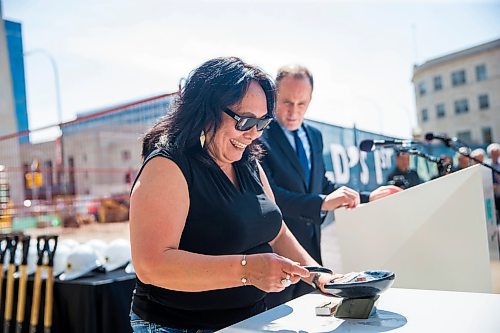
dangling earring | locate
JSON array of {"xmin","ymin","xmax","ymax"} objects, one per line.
[{"xmin": 200, "ymin": 130, "xmax": 205, "ymax": 148}]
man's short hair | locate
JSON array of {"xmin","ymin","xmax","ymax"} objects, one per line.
[
  {"xmin": 487, "ymin": 143, "xmax": 500, "ymax": 156},
  {"xmin": 276, "ymin": 65, "xmax": 314, "ymax": 90},
  {"xmin": 470, "ymin": 148, "xmax": 486, "ymax": 158}
]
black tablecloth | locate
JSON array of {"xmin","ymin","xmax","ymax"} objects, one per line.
[{"xmin": 0, "ymin": 269, "xmax": 136, "ymax": 333}]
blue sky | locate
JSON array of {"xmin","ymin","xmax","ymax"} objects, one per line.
[{"xmin": 3, "ymin": 0, "xmax": 500, "ymax": 139}]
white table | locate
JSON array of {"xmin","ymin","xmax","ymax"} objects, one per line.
[{"xmin": 220, "ymin": 288, "xmax": 500, "ymax": 332}]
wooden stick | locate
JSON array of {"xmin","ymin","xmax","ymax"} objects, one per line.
[
  {"xmin": 15, "ymin": 235, "xmax": 31, "ymax": 333},
  {"xmin": 29, "ymin": 266, "xmax": 43, "ymax": 333},
  {"xmin": 0, "ymin": 236, "xmax": 6, "ymax": 315},
  {"xmin": 43, "ymin": 267, "xmax": 54, "ymax": 333},
  {"xmin": 3, "ymin": 263, "xmax": 16, "ymax": 333},
  {"xmin": 4, "ymin": 235, "xmax": 19, "ymax": 333},
  {"xmin": 43, "ymin": 235, "xmax": 58, "ymax": 333},
  {"xmin": 15, "ymin": 265, "xmax": 29, "ymax": 333},
  {"xmin": 0, "ymin": 268, "xmax": 4, "ymax": 314}
]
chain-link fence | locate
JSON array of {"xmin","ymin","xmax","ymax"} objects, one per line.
[
  {"xmin": 0, "ymin": 93, "xmax": 176, "ymax": 232},
  {"xmin": 1, "ymin": 90, "xmax": 489, "ymax": 233}
]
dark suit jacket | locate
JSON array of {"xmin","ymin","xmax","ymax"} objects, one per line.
[
  {"xmin": 259, "ymin": 122, "xmax": 337, "ymax": 264},
  {"xmin": 260, "ymin": 121, "xmax": 371, "ymax": 308}
]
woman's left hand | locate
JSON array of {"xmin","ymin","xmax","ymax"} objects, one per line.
[{"xmin": 314, "ymin": 272, "xmax": 345, "ymax": 294}]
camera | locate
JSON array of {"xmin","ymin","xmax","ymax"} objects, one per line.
[{"xmin": 387, "ymin": 175, "xmax": 409, "ymax": 189}]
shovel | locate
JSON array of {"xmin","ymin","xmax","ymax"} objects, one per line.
[
  {"xmin": 29, "ymin": 236, "xmax": 47, "ymax": 333},
  {"xmin": 0, "ymin": 235, "xmax": 8, "ymax": 315},
  {"xmin": 43, "ymin": 236, "xmax": 58, "ymax": 333},
  {"xmin": 15, "ymin": 236, "xmax": 31, "ymax": 333},
  {"xmin": 3, "ymin": 235, "xmax": 19, "ymax": 333}
]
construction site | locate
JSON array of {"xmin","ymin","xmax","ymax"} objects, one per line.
[{"xmin": 0, "ymin": 88, "xmax": 180, "ymax": 332}]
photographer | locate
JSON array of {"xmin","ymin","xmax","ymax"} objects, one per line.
[{"xmin": 386, "ymin": 151, "xmax": 423, "ymax": 189}]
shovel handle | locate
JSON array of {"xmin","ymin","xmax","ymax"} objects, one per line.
[
  {"xmin": 30, "ymin": 266, "xmax": 44, "ymax": 329},
  {"xmin": 16, "ymin": 265, "xmax": 29, "ymax": 323},
  {"xmin": 44, "ymin": 266, "xmax": 54, "ymax": 330},
  {"xmin": 4, "ymin": 264, "xmax": 16, "ymax": 321},
  {"xmin": 0, "ymin": 268, "xmax": 4, "ymax": 310}
]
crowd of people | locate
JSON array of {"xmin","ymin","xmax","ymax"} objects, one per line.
[
  {"xmin": 127, "ymin": 56, "xmax": 498, "ymax": 332},
  {"xmin": 386, "ymin": 144, "xmax": 500, "ymax": 190}
]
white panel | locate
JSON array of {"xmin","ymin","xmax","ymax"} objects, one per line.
[{"xmin": 334, "ymin": 165, "xmax": 498, "ymax": 293}]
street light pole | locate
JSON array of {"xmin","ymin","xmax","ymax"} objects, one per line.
[
  {"xmin": 24, "ymin": 49, "xmax": 66, "ymax": 195},
  {"xmin": 24, "ymin": 49, "xmax": 63, "ymax": 125}
]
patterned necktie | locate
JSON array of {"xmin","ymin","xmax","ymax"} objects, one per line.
[{"xmin": 292, "ymin": 129, "xmax": 310, "ymax": 185}]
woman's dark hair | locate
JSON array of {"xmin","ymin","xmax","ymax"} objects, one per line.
[{"xmin": 142, "ymin": 57, "xmax": 276, "ymax": 163}]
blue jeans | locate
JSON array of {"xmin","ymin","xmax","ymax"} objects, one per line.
[{"xmin": 130, "ymin": 310, "xmax": 214, "ymax": 333}]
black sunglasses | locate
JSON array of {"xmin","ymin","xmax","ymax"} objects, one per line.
[{"xmin": 223, "ymin": 108, "xmax": 273, "ymax": 132}]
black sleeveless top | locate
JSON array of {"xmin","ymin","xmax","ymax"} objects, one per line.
[{"xmin": 131, "ymin": 147, "xmax": 283, "ymax": 330}]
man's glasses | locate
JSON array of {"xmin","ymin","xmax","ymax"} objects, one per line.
[{"xmin": 223, "ymin": 108, "xmax": 273, "ymax": 132}]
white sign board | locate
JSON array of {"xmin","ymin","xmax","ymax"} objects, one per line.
[{"xmin": 334, "ymin": 165, "xmax": 499, "ymax": 293}]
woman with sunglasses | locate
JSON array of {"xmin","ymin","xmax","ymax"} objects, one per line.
[{"xmin": 129, "ymin": 57, "xmax": 340, "ymax": 332}]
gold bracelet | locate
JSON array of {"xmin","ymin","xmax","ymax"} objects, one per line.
[{"xmin": 241, "ymin": 254, "xmax": 247, "ymax": 286}]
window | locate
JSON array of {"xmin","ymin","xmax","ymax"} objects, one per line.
[
  {"xmin": 457, "ymin": 130, "xmax": 472, "ymax": 144},
  {"xmin": 451, "ymin": 70, "xmax": 466, "ymax": 86},
  {"xmin": 68, "ymin": 156, "xmax": 76, "ymax": 195},
  {"xmin": 476, "ymin": 64, "xmax": 487, "ymax": 81},
  {"xmin": 121, "ymin": 150, "xmax": 131, "ymax": 161},
  {"xmin": 421, "ymin": 108, "xmax": 428, "ymax": 122},
  {"xmin": 433, "ymin": 76, "xmax": 443, "ymax": 91},
  {"xmin": 44, "ymin": 160, "xmax": 53, "ymax": 187},
  {"xmin": 436, "ymin": 103, "xmax": 446, "ymax": 118},
  {"xmin": 418, "ymin": 82, "xmax": 426, "ymax": 96},
  {"xmin": 454, "ymin": 99, "xmax": 469, "ymax": 114},
  {"xmin": 478, "ymin": 94, "xmax": 489, "ymax": 110},
  {"xmin": 482, "ymin": 127, "xmax": 492, "ymax": 144}
]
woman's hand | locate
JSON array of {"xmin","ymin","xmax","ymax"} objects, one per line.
[
  {"xmin": 369, "ymin": 185, "xmax": 402, "ymax": 202},
  {"xmin": 246, "ymin": 253, "xmax": 310, "ymax": 293},
  {"xmin": 314, "ymin": 272, "xmax": 345, "ymax": 294}
]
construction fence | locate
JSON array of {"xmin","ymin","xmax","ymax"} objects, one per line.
[
  {"xmin": 1, "ymin": 91, "xmax": 486, "ymax": 233},
  {"xmin": 0, "ymin": 93, "xmax": 176, "ymax": 232}
]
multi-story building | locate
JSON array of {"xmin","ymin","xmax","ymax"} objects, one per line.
[
  {"xmin": 17, "ymin": 91, "xmax": 404, "ymax": 200},
  {"xmin": 4, "ymin": 19, "xmax": 29, "ymax": 143},
  {"xmin": 19, "ymin": 94, "xmax": 174, "ymax": 199},
  {"xmin": 0, "ymin": 12, "xmax": 25, "ymax": 205},
  {"xmin": 412, "ymin": 38, "xmax": 500, "ymax": 145}
]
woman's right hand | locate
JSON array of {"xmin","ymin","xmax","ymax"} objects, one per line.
[{"xmin": 246, "ymin": 253, "xmax": 310, "ymax": 293}]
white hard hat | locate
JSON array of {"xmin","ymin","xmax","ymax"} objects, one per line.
[
  {"xmin": 103, "ymin": 239, "xmax": 131, "ymax": 272},
  {"xmin": 52, "ymin": 244, "xmax": 71, "ymax": 277},
  {"xmin": 3, "ymin": 243, "xmax": 18, "ymax": 270},
  {"xmin": 3, "ymin": 250, "xmax": 13, "ymax": 270},
  {"xmin": 125, "ymin": 262, "xmax": 135, "ymax": 274},
  {"xmin": 59, "ymin": 239, "xmax": 79, "ymax": 250},
  {"xmin": 59, "ymin": 244, "xmax": 101, "ymax": 281},
  {"xmin": 12, "ymin": 239, "xmax": 38, "ymax": 278},
  {"xmin": 25, "ymin": 239, "xmax": 39, "ymax": 275},
  {"xmin": 84, "ymin": 239, "xmax": 106, "ymax": 263},
  {"xmin": 27, "ymin": 239, "xmax": 40, "ymax": 275}
]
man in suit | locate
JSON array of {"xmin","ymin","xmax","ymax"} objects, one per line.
[{"xmin": 260, "ymin": 65, "xmax": 400, "ymax": 308}]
